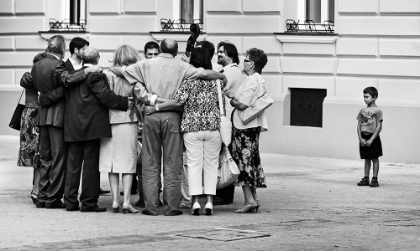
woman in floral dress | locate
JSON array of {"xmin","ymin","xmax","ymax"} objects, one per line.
[{"xmin": 230, "ymin": 48, "xmax": 268, "ymax": 213}]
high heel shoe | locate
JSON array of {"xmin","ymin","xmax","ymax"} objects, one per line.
[
  {"xmin": 112, "ymin": 202, "xmax": 122, "ymax": 213},
  {"xmin": 203, "ymin": 202, "xmax": 213, "ymax": 216},
  {"xmin": 235, "ymin": 203, "xmax": 257, "ymax": 213},
  {"xmin": 191, "ymin": 202, "xmax": 201, "ymax": 216},
  {"xmin": 255, "ymin": 200, "xmax": 261, "ymax": 212},
  {"xmin": 122, "ymin": 203, "xmax": 139, "ymax": 214}
]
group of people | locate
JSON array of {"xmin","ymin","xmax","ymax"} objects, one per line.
[{"xmin": 17, "ymin": 34, "xmax": 269, "ymax": 216}]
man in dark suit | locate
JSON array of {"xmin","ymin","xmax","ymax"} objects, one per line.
[
  {"xmin": 24, "ymin": 35, "xmax": 101, "ymax": 209},
  {"xmin": 64, "ymin": 47, "xmax": 131, "ymax": 212}
]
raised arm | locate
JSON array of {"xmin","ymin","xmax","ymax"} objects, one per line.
[
  {"xmin": 111, "ymin": 61, "xmax": 159, "ymax": 106},
  {"xmin": 59, "ymin": 64, "xmax": 102, "ymax": 88},
  {"xmin": 199, "ymin": 70, "xmax": 227, "ymax": 86}
]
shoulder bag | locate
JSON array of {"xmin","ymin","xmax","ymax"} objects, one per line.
[
  {"xmin": 216, "ymin": 144, "xmax": 240, "ymax": 189},
  {"xmin": 216, "ymin": 80, "xmax": 232, "ymax": 146},
  {"xmin": 237, "ymin": 77, "xmax": 273, "ymax": 125},
  {"xmin": 9, "ymin": 90, "xmax": 25, "ymax": 131}
]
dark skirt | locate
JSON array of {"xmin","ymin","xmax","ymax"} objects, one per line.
[
  {"xmin": 230, "ymin": 126, "xmax": 266, "ymax": 189},
  {"xmin": 17, "ymin": 107, "xmax": 40, "ymax": 168},
  {"xmin": 359, "ymin": 133, "xmax": 383, "ymax": 160}
]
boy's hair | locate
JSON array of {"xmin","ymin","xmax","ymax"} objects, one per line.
[
  {"xmin": 363, "ymin": 86, "xmax": 378, "ymax": 98},
  {"xmin": 69, "ymin": 37, "xmax": 89, "ymax": 54}
]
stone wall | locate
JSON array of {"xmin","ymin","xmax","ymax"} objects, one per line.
[{"xmin": 0, "ymin": 0, "xmax": 419, "ymax": 163}]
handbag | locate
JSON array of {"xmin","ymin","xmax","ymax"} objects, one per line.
[
  {"xmin": 216, "ymin": 145, "xmax": 240, "ymax": 189},
  {"xmin": 237, "ymin": 77, "xmax": 273, "ymax": 125},
  {"xmin": 9, "ymin": 90, "xmax": 25, "ymax": 131},
  {"xmin": 216, "ymin": 80, "xmax": 232, "ymax": 146}
]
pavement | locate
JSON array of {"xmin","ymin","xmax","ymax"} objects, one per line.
[{"xmin": 0, "ymin": 135, "xmax": 419, "ymax": 251}]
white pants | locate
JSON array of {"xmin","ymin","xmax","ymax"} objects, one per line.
[{"xmin": 184, "ymin": 130, "xmax": 222, "ymax": 196}]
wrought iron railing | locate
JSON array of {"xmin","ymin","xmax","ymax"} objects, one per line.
[
  {"xmin": 48, "ymin": 18, "xmax": 87, "ymax": 32},
  {"xmin": 160, "ymin": 19, "xmax": 203, "ymax": 32},
  {"xmin": 286, "ymin": 19, "xmax": 334, "ymax": 34}
]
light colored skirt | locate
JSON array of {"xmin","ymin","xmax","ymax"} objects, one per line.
[{"xmin": 99, "ymin": 122, "xmax": 137, "ymax": 174}]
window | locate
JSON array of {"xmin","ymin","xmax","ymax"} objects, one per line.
[
  {"xmin": 48, "ymin": 0, "xmax": 87, "ymax": 32},
  {"xmin": 161, "ymin": 0, "xmax": 203, "ymax": 31},
  {"xmin": 284, "ymin": 0, "xmax": 335, "ymax": 33},
  {"xmin": 290, "ymin": 88, "xmax": 327, "ymax": 127},
  {"xmin": 298, "ymin": 0, "xmax": 334, "ymax": 23}
]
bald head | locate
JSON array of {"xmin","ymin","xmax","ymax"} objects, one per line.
[
  {"xmin": 82, "ymin": 47, "xmax": 100, "ymax": 65},
  {"xmin": 161, "ymin": 39, "xmax": 178, "ymax": 57}
]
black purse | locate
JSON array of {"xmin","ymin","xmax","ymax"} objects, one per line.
[{"xmin": 9, "ymin": 90, "xmax": 25, "ymax": 131}]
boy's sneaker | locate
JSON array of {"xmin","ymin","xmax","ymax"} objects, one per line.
[
  {"xmin": 370, "ymin": 178, "xmax": 379, "ymax": 187},
  {"xmin": 357, "ymin": 177, "xmax": 370, "ymax": 186}
]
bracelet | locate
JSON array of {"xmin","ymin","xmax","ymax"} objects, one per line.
[{"xmin": 155, "ymin": 104, "xmax": 160, "ymax": 112}]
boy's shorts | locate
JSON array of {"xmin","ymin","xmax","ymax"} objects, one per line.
[{"xmin": 359, "ymin": 133, "xmax": 383, "ymax": 159}]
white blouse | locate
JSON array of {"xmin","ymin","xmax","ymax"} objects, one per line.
[{"xmin": 232, "ymin": 73, "xmax": 269, "ymax": 131}]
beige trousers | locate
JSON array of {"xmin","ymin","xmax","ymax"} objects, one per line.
[{"xmin": 183, "ymin": 130, "xmax": 222, "ymax": 196}]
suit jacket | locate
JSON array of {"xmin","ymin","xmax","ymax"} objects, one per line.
[
  {"xmin": 64, "ymin": 59, "xmax": 74, "ymax": 71},
  {"xmin": 38, "ymin": 59, "xmax": 75, "ymax": 107},
  {"xmin": 64, "ymin": 67, "xmax": 129, "ymax": 142},
  {"xmin": 22, "ymin": 54, "xmax": 86, "ymax": 128}
]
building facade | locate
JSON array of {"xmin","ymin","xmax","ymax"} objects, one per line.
[{"xmin": 0, "ymin": 0, "xmax": 419, "ymax": 163}]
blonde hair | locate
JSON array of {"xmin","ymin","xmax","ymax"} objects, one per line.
[{"xmin": 112, "ymin": 45, "xmax": 141, "ymax": 66}]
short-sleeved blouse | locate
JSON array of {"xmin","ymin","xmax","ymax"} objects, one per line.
[{"xmin": 174, "ymin": 79, "xmax": 223, "ymax": 133}]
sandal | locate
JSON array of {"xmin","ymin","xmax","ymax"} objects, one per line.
[
  {"xmin": 122, "ymin": 203, "xmax": 139, "ymax": 214},
  {"xmin": 235, "ymin": 203, "xmax": 257, "ymax": 213},
  {"xmin": 112, "ymin": 202, "xmax": 122, "ymax": 213}
]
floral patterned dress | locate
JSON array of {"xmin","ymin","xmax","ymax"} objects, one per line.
[
  {"xmin": 230, "ymin": 126, "xmax": 266, "ymax": 188},
  {"xmin": 18, "ymin": 107, "xmax": 40, "ymax": 168}
]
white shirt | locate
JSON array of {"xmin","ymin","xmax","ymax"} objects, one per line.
[
  {"xmin": 221, "ymin": 63, "xmax": 244, "ymax": 119},
  {"xmin": 69, "ymin": 57, "xmax": 83, "ymax": 70}
]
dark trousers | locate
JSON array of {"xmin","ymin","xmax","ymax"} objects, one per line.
[
  {"xmin": 142, "ymin": 112, "xmax": 183, "ymax": 215},
  {"xmin": 64, "ymin": 139, "xmax": 100, "ymax": 208},
  {"xmin": 37, "ymin": 126, "xmax": 66, "ymax": 203}
]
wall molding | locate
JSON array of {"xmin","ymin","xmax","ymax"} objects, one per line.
[
  {"xmin": 275, "ymin": 34, "xmax": 340, "ymax": 44},
  {"xmin": 38, "ymin": 31, "xmax": 90, "ymax": 41}
]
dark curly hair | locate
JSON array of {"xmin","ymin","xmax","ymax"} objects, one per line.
[
  {"xmin": 246, "ymin": 48, "xmax": 268, "ymax": 74},
  {"xmin": 217, "ymin": 41, "xmax": 239, "ymax": 64}
]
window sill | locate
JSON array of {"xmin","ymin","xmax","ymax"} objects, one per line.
[
  {"xmin": 38, "ymin": 31, "xmax": 90, "ymax": 41},
  {"xmin": 275, "ymin": 33, "xmax": 339, "ymax": 44},
  {"xmin": 150, "ymin": 31, "xmax": 206, "ymax": 42}
]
